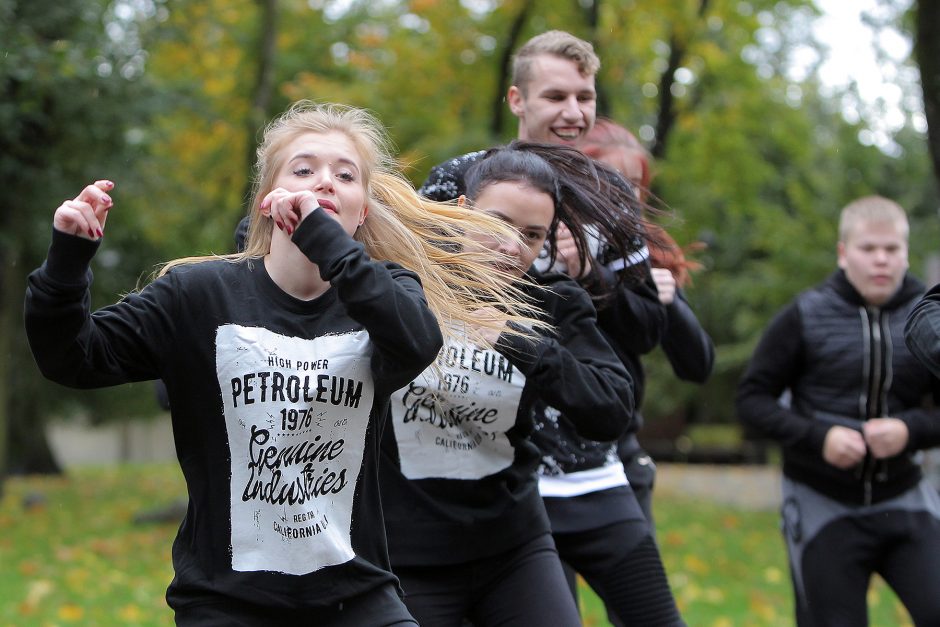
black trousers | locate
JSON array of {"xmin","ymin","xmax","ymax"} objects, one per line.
[
  {"xmin": 394, "ymin": 532, "xmax": 582, "ymax": 627},
  {"xmin": 173, "ymin": 582, "xmax": 417, "ymax": 626},
  {"xmin": 555, "ymin": 518, "xmax": 684, "ymax": 626},
  {"xmin": 796, "ymin": 509, "xmax": 940, "ymax": 626}
]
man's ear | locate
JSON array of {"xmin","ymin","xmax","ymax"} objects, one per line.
[
  {"xmin": 507, "ymin": 85, "xmax": 525, "ymax": 117},
  {"xmin": 836, "ymin": 241, "xmax": 847, "ymax": 270}
]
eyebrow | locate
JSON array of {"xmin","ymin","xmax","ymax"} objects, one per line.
[
  {"xmin": 288, "ymin": 152, "xmax": 361, "ymax": 173},
  {"xmin": 487, "ymin": 210, "xmax": 549, "ymax": 234},
  {"xmin": 539, "ymin": 87, "xmax": 596, "ymax": 97}
]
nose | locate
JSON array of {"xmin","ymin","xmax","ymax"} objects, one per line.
[
  {"xmin": 561, "ymin": 96, "xmax": 582, "ymax": 120},
  {"xmin": 313, "ymin": 168, "xmax": 334, "ymax": 193},
  {"xmin": 497, "ymin": 235, "xmax": 523, "ymax": 260}
]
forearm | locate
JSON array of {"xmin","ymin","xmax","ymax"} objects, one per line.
[
  {"xmin": 661, "ymin": 293, "xmax": 715, "ymax": 383},
  {"xmin": 291, "ymin": 211, "xmax": 443, "ymax": 387}
]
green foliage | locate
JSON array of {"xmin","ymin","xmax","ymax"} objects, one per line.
[
  {"xmin": 1, "ymin": 0, "xmax": 166, "ymax": 472},
  {"xmin": 3, "ymin": 0, "xmax": 937, "ymax": 468}
]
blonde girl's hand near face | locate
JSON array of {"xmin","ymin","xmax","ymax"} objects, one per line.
[
  {"xmin": 53, "ymin": 180, "xmax": 114, "ymax": 240},
  {"xmin": 260, "ymin": 188, "xmax": 322, "ymax": 235}
]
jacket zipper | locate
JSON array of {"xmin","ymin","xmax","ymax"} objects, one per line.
[{"xmin": 863, "ymin": 306, "xmax": 885, "ymax": 506}]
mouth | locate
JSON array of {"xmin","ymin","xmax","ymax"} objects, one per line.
[
  {"xmin": 552, "ymin": 127, "xmax": 582, "ymax": 142},
  {"xmin": 492, "ymin": 261, "xmax": 523, "ymax": 277},
  {"xmin": 317, "ymin": 199, "xmax": 337, "ymax": 214}
]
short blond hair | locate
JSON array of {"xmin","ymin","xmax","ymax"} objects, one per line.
[
  {"xmin": 838, "ymin": 195, "xmax": 909, "ymax": 242},
  {"xmin": 511, "ymin": 30, "xmax": 600, "ymax": 95}
]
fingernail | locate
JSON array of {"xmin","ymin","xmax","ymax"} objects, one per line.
[
  {"xmin": 88, "ymin": 228, "xmax": 95, "ymax": 238},
  {"xmin": 96, "ymin": 228, "xmax": 103, "ymax": 237},
  {"xmin": 276, "ymin": 221, "xmax": 283, "ymax": 230},
  {"xmin": 104, "ymin": 180, "xmax": 114, "ymax": 188},
  {"xmin": 101, "ymin": 195, "xmax": 112, "ymax": 204},
  {"xmin": 287, "ymin": 226, "xmax": 293, "ymax": 235}
]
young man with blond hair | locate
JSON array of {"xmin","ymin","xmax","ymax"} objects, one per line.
[{"xmin": 737, "ymin": 195, "xmax": 940, "ymax": 626}]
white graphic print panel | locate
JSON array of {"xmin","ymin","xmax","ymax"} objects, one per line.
[
  {"xmin": 391, "ymin": 339, "xmax": 526, "ymax": 479},
  {"xmin": 216, "ymin": 325, "xmax": 374, "ymax": 575}
]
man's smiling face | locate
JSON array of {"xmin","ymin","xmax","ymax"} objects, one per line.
[{"xmin": 507, "ymin": 53, "xmax": 597, "ymax": 147}]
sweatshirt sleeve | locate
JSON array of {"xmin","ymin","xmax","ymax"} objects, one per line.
[
  {"xmin": 24, "ymin": 229, "xmax": 172, "ymax": 388},
  {"xmin": 494, "ymin": 276, "xmax": 634, "ymax": 441},
  {"xmin": 905, "ymin": 282, "xmax": 940, "ymax": 380},
  {"xmin": 593, "ymin": 262, "xmax": 667, "ymax": 356},
  {"xmin": 735, "ymin": 303, "xmax": 830, "ymax": 454},
  {"xmin": 660, "ymin": 289, "xmax": 715, "ymax": 383},
  {"xmin": 290, "ymin": 209, "xmax": 443, "ymax": 391}
]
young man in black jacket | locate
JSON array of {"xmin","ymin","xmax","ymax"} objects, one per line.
[{"xmin": 736, "ymin": 196, "xmax": 940, "ymax": 626}]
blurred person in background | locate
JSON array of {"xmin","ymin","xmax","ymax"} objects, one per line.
[{"xmin": 737, "ymin": 196, "xmax": 940, "ymax": 626}]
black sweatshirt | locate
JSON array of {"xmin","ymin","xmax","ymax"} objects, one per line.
[
  {"xmin": 736, "ymin": 270, "xmax": 940, "ymax": 505},
  {"xmin": 906, "ymin": 281, "xmax": 940, "ymax": 379},
  {"xmin": 379, "ymin": 271, "xmax": 634, "ymax": 566},
  {"xmin": 25, "ymin": 210, "xmax": 443, "ymax": 611}
]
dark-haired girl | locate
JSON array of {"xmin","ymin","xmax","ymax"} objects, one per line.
[{"xmin": 379, "ymin": 142, "xmax": 642, "ymax": 626}]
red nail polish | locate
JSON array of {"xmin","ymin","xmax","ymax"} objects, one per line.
[
  {"xmin": 88, "ymin": 228, "xmax": 95, "ymax": 237},
  {"xmin": 101, "ymin": 194, "xmax": 111, "ymax": 204},
  {"xmin": 96, "ymin": 228, "xmax": 103, "ymax": 237}
]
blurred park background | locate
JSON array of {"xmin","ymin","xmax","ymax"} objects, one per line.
[{"xmin": 1, "ymin": 0, "xmax": 939, "ymax": 623}]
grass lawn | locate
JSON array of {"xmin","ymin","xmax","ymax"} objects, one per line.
[{"xmin": 0, "ymin": 463, "xmax": 913, "ymax": 626}]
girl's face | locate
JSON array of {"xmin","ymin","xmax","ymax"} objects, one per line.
[
  {"xmin": 593, "ymin": 145, "xmax": 645, "ymax": 188},
  {"xmin": 464, "ymin": 181, "xmax": 554, "ymax": 278},
  {"xmin": 271, "ymin": 130, "xmax": 369, "ymax": 236}
]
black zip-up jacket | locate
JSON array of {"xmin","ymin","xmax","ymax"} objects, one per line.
[{"xmin": 736, "ymin": 270, "xmax": 940, "ymax": 505}]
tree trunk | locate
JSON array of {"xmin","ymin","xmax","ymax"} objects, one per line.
[
  {"xmin": 7, "ymin": 384, "xmax": 62, "ymax": 475},
  {"xmin": 652, "ymin": 0, "xmax": 711, "ymax": 160},
  {"xmin": 0, "ymin": 242, "xmax": 10, "ymax": 491},
  {"xmin": 490, "ymin": 0, "xmax": 533, "ymax": 137},
  {"xmin": 241, "ymin": 0, "xmax": 279, "ymax": 211},
  {"xmin": 917, "ymin": 0, "xmax": 940, "ymax": 192},
  {"xmin": 581, "ymin": 0, "xmax": 610, "ymax": 116}
]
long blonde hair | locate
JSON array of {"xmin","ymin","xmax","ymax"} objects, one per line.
[{"xmin": 160, "ymin": 100, "xmax": 541, "ymax": 344}]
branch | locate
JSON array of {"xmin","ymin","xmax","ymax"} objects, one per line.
[{"xmin": 490, "ymin": 0, "xmax": 533, "ymax": 136}]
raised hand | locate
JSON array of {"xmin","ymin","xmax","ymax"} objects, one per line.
[
  {"xmin": 53, "ymin": 180, "xmax": 114, "ymax": 240},
  {"xmin": 260, "ymin": 188, "xmax": 321, "ymax": 235},
  {"xmin": 651, "ymin": 267, "xmax": 677, "ymax": 305},
  {"xmin": 555, "ymin": 223, "xmax": 592, "ymax": 279}
]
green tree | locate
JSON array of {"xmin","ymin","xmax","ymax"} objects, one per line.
[{"xmin": 0, "ymin": 0, "xmax": 160, "ymax": 477}]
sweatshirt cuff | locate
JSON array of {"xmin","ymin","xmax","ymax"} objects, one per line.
[
  {"xmin": 493, "ymin": 325, "xmax": 543, "ymax": 374},
  {"xmin": 44, "ymin": 228, "xmax": 100, "ymax": 285},
  {"xmin": 807, "ymin": 421, "xmax": 831, "ymax": 455},
  {"xmin": 290, "ymin": 209, "xmax": 363, "ymax": 280}
]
